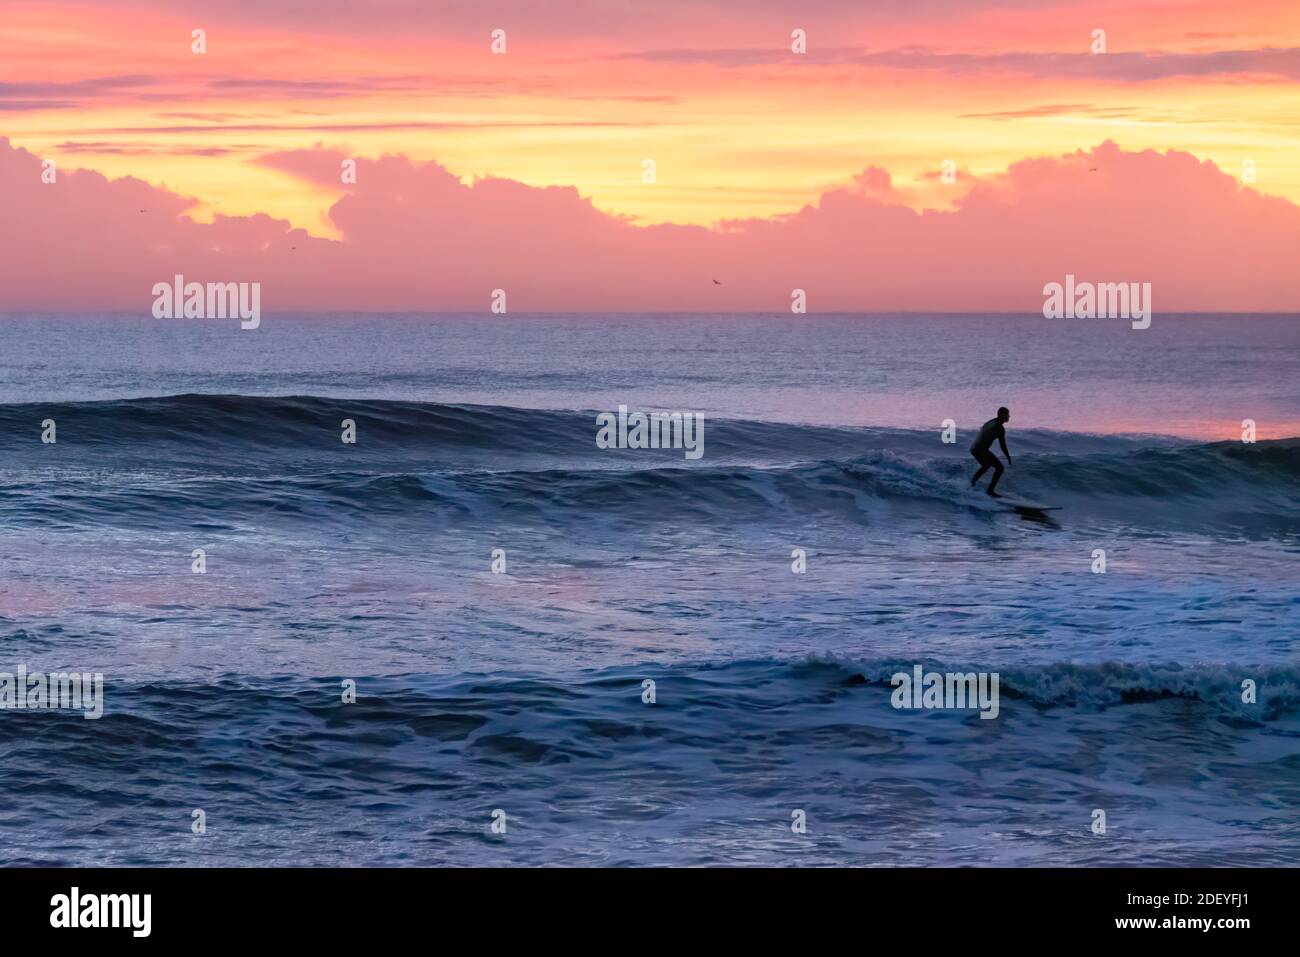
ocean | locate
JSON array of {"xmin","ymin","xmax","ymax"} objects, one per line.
[{"xmin": 0, "ymin": 312, "xmax": 1297, "ymax": 866}]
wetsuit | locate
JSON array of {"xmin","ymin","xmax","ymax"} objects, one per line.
[{"xmin": 970, "ymin": 417, "xmax": 1007, "ymax": 493}]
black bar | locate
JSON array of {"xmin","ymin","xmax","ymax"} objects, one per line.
[{"xmin": 1, "ymin": 866, "xmax": 1283, "ymax": 942}]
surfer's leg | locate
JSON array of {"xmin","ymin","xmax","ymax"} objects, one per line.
[
  {"xmin": 986, "ymin": 459, "xmax": 1004, "ymax": 495},
  {"xmin": 970, "ymin": 449, "xmax": 989, "ymax": 486}
]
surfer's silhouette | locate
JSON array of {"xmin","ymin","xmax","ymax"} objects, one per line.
[{"xmin": 970, "ymin": 407, "xmax": 1011, "ymax": 497}]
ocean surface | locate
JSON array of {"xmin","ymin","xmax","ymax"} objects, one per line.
[{"xmin": 0, "ymin": 313, "xmax": 1297, "ymax": 866}]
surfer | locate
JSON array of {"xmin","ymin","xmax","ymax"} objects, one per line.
[{"xmin": 970, "ymin": 407, "xmax": 1011, "ymax": 497}]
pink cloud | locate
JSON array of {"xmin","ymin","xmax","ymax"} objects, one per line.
[{"xmin": 1, "ymin": 137, "xmax": 1297, "ymax": 312}]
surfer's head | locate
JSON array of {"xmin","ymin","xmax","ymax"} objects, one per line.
[{"xmin": 997, "ymin": 406, "xmax": 1010, "ymax": 423}]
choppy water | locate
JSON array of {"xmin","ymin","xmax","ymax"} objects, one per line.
[{"xmin": 0, "ymin": 314, "xmax": 1297, "ymax": 866}]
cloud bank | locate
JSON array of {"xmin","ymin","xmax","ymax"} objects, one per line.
[{"xmin": 2, "ymin": 137, "xmax": 1297, "ymax": 312}]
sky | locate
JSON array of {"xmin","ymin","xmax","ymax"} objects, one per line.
[{"xmin": 2, "ymin": 0, "xmax": 1298, "ymax": 310}]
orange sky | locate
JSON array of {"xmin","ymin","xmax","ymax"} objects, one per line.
[{"xmin": 4, "ymin": 0, "xmax": 1299, "ymax": 238}]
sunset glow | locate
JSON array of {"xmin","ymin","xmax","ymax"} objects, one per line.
[{"xmin": 5, "ymin": 0, "xmax": 1299, "ymax": 236}]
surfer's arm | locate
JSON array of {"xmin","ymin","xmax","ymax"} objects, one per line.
[{"xmin": 999, "ymin": 435, "xmax": 1011, "ymax": 462}]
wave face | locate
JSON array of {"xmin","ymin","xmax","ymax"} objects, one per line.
[
  {"xmin": 2, "ymin": 392, "xmax": 1298, "ymax": 866},
  {"xmin": 1, "ymin": 394, "xmax": 1296, "ymax": 536}
]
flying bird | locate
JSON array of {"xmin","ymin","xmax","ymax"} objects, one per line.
[{"xmin": 712, "ymin": 279, "xmax": 722, "ymax": 285}]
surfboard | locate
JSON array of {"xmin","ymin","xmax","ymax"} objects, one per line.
[
  {"xmin": 1003, "ymin": 500, "xmax": 1061, "ymax": 514},
  {"xmin": 964, "ymin": 485, "xmax": 1060, "ymax": 513}
]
